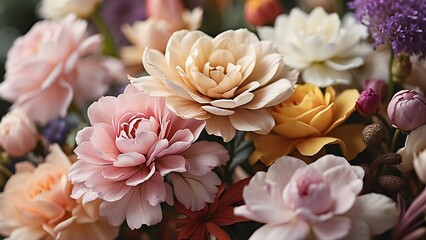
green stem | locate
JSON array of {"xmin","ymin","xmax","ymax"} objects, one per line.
[
  {"xmin": 0, "ymin": 164, "xmax": 12, "ymax": 179},
  {"xmin": 390, "ymin": 129, "xmax": 401, "ymax": 152},
  {"xmin": 387, "ymin": 50, "xmax": 395, "ymax": 103},
  {"xmin": 89, "ymin": 10, "xmax": 118, "ymax": 57}
]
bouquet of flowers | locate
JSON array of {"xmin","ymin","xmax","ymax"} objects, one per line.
[{"xmin": 0, "ymin": 0, "xmax": 425, "ymax": 239}]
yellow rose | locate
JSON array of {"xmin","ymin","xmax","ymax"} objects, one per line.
[{"xmin": 250, "ymin": 84, "xmax": 367, "ymax": 165}]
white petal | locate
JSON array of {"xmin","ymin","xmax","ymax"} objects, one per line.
[{"xmin": 344, "ymin": 193, "xmax": 399, "ymax": 235}]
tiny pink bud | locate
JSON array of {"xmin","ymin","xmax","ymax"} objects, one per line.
[
  {"xmin": 356, "ymin": 88, "xmax": 381, "ymax": 117},
  {"xmin": 364, "ymin": 79, "xmax": 388, "ymax": 101},
  {"xmin": 244, "ymin": 0, "xmax": 283, "ymax": 26},
  {"xmin": 387, "ymin": 90, "xmax": 426, "ymax": 132}
]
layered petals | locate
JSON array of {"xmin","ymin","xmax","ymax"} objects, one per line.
[
  {"xmin": 235, "ymin": 155, "xmax": 398, "ymax": 240},
  {"xmin": 257, "ymin": 7, "xmax": 369, "ymax": 87},
  {"xmin": 251, "ymin": 84, "xmax": 366, "ymax": 165},
  {"xmin": 69, "ymin": 85, "xmax": 229, "ymax": 229},
  {"xmin": 131, "ymin": 29, "xmax": 298, "ymax": 142}
]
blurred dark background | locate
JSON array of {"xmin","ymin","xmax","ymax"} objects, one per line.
[{"xmin": 0, "ymin": 0, "xmax": 40, "ymax": 116}]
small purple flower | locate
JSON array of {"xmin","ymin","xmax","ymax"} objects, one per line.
[
  {"xmin": 356, "ymin": 88, "xmax": 382, "ymax": 117},
  {"xmin": 348, "ymin": 0, "xmax": 426, "ymax": 58},
  {"xmin": 101, "ymin": 0, "xmax": 147, "ymax": 45},
  {"xmin": 387, "ymin": 90, "xmax": 426, "ymax": 132},
  {"xmin": 42, "ymin": 116, "xmax": 79, "ymax": 146}
]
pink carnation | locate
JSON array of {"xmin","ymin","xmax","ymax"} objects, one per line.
[
  {"xmin": 0, "ymin": 14, "xmax": 117, "ymax": 125},
  {"xmin": 235, "ymin": 155, "xmax": 399, "ymax": 239},
  {"xmin": 69, "ymin": 84, "xmax": 229, "ymax": 229}
]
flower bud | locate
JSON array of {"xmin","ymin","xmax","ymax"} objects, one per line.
[
  {"xmin": 0, "ymin": 110, "xmax": 37, "ymax": 157},
  {"xmin": 391, "ymin": 53, "xmax": 412, "ymax": 81},
  {"xmin": 364, "ymin": 79, "xmax": 387, "ymax": 101},
  {"xmin": 387, "ymin": 90, "xmax": 426, "ymax": 132},
  {"xmin": 244, "ymin": 0, "xmax": 283, "ymax": 26},
  {"xmin": 378, "ymin": 175, "xmax": 405, "ymax": 193},
  {"xmin": 356, "ymin": 88, "xmax": 381, "ymax": 117},
  {"xmin": 146, "ymin": 0, "xmax": 185, "ymax": 25},
  {"xmin": 362, "ymin": 123, "xmax": 386, "ymax": 145}
]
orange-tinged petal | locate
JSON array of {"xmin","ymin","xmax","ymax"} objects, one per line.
[
  {"xmin": 310, "ymin": 103, "xmax": 334, "ymax": 133},
  {"xmin": 324, "ymin": 86, "xmax": 336, "ymax": 105},
  {"xmin": 328, "ymin": 124, "xmax": 367, "ymax": 160},
  {"xmin": 328, "ymin": 89, "xmax": 359, "ymax": 131},
  {"xmin": 273, "ymin": 121, "xmax": 320, "ymax": 138},
  {"xmin": 295, "ymin": 137, "xmax": 343, "ymax": 156},
  {"xmin": 250, "ymin": 134, "xmax": 300, "ymax": 166}
]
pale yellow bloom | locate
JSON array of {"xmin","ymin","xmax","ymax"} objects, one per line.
[
  {"xmin": 131, "ymin": 29, "xmax": 298, "ymax": 142},
  {"xmin": 250, "ymin": 84, "xmax": 366, "ymax": 165},
  {"xmin": 39, "ymin": 0, "xmax": 102, "ymax": 19}
]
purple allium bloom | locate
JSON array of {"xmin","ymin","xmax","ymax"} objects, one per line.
[
  {"xmin": 42, "ymin": 117, "xmax": 79, "ymax": 146},
  {"xmin": 101, "ymin": 0, "xmax": 147, "ymax": 45},
  {"xmin": 348, "ymin": 0, "xmax": 426, "ymax": 58}
]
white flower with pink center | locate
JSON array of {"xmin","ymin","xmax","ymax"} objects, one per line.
[
  {"xmin": 68, "ymin": 85, "xmax": 229, "ymax": 229},
  {"xmin": 235, "ymin": 155, "xmax": 399, "ymax": 240}
]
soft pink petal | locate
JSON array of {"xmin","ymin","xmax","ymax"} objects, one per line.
[
  {"xmin": 72, "ymin": 58, "xmax": 110, "ymax": 106},
  {"xmin": 170, "ymin": 172, "xmax": 221, "ymax": 211},
  {"xmin": 156, "ymin": 155, "xmax": 187, "ymax": 175},
  {"xmin": 87, "ymin": 96, "xmax": 117, "ymax": 125},
  {"xmin": 126, "ymin": 187, "xmax": 163, "ymax": 229},
  {"xmin": 344, "ymin": 193, "xmax": 399, "ymax": 235},
  {"xmin": 234, "ymin": 172, "xmax": 294, "ymax": 224},
  {"xmin": 89, "ymin": 123, "xmax": 119, "ymax": 161},
  {"xmin": 311, "ymin": 216, "xmax": 351, "ymax": 240},
  {"xmin": 75, "ymin": 127, "xmax": 93, "ymax": 145},
  {"xmin": 113, "ymin": 152, "xmax": 147, "ymax": 167},
  {"xmin": 141, "ymin": 172, "xmax": 167, "ymax": 206},
  {"xmin": 182, "ymin": 141, "xmax": 229, "ymax": 176},
  {"xmin": 249, "ymin": 220, "xmax": 310, "ymax": 240},
  {"xmin": 323, "ymin": 166, "xmax": 363, "ymax": 214}
]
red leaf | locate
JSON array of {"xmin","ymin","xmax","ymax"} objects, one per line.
[{"xmin": 204, "ymin": 222, "xmax": 231, "ymax": 240}]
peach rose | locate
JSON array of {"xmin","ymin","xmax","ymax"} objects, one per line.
[
  {"xmin": 39, "ymin": 0, "xmax": 102, "ymax": 19},
  {"xmin": 131, "ymin": 29, "xmax": 298, "ymax": 142},
  {"xmin": 250, "ymin": 84, "xmax": 366, "ymax": 165},
  {"xmin": 0, "ymin": 109, "xmax": 37, "ymax": 157},
  {"xmin": 0, "ymin": 145, "xmax": 119, "ymax": 240},
  {"xmin": 121, "ymin": 0, "xmax": 202, "ymax": 71}
]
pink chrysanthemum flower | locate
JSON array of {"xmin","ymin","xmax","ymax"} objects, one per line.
[{"xmin": 68, "ymin": 85, "xmax": 229, "ymax": 230}]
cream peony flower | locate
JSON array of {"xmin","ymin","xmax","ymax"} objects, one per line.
[
  {"xmin": 398, "ymin": 125, "xmax": 426, "ymax": 182},
  {"xmin": 131, "ymin": 29, "xmax": 298, "ymax": 142},
  {"xmin": 257, "ymin": 7, "xmax": 370, "ymax": 87},
  {"xmin": 0, "ymin": 144, "xmax": 119, "ymax": 240},
  {"xmin": 39, "ymin": 0, "xmax": 102, "ymax": 19}
]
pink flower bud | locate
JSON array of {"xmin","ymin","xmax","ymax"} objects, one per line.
[
  {"xmin": 356, "ymin": 88, "xmax": 381, "ymax": 117},
  {"xmin": 0, "ymin": 110, "xmax": 37, "ymax": 156},
  {"xmin": 364, "ymin": 79, "xmax": 388, "ymax": 101},
  {"xmin": 387, "ymin": 90, "xmax": 426, "ymax": 132},
  {"xmin": 244, "ymin": 0, "xmax": 283, "ymax": 26}
]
